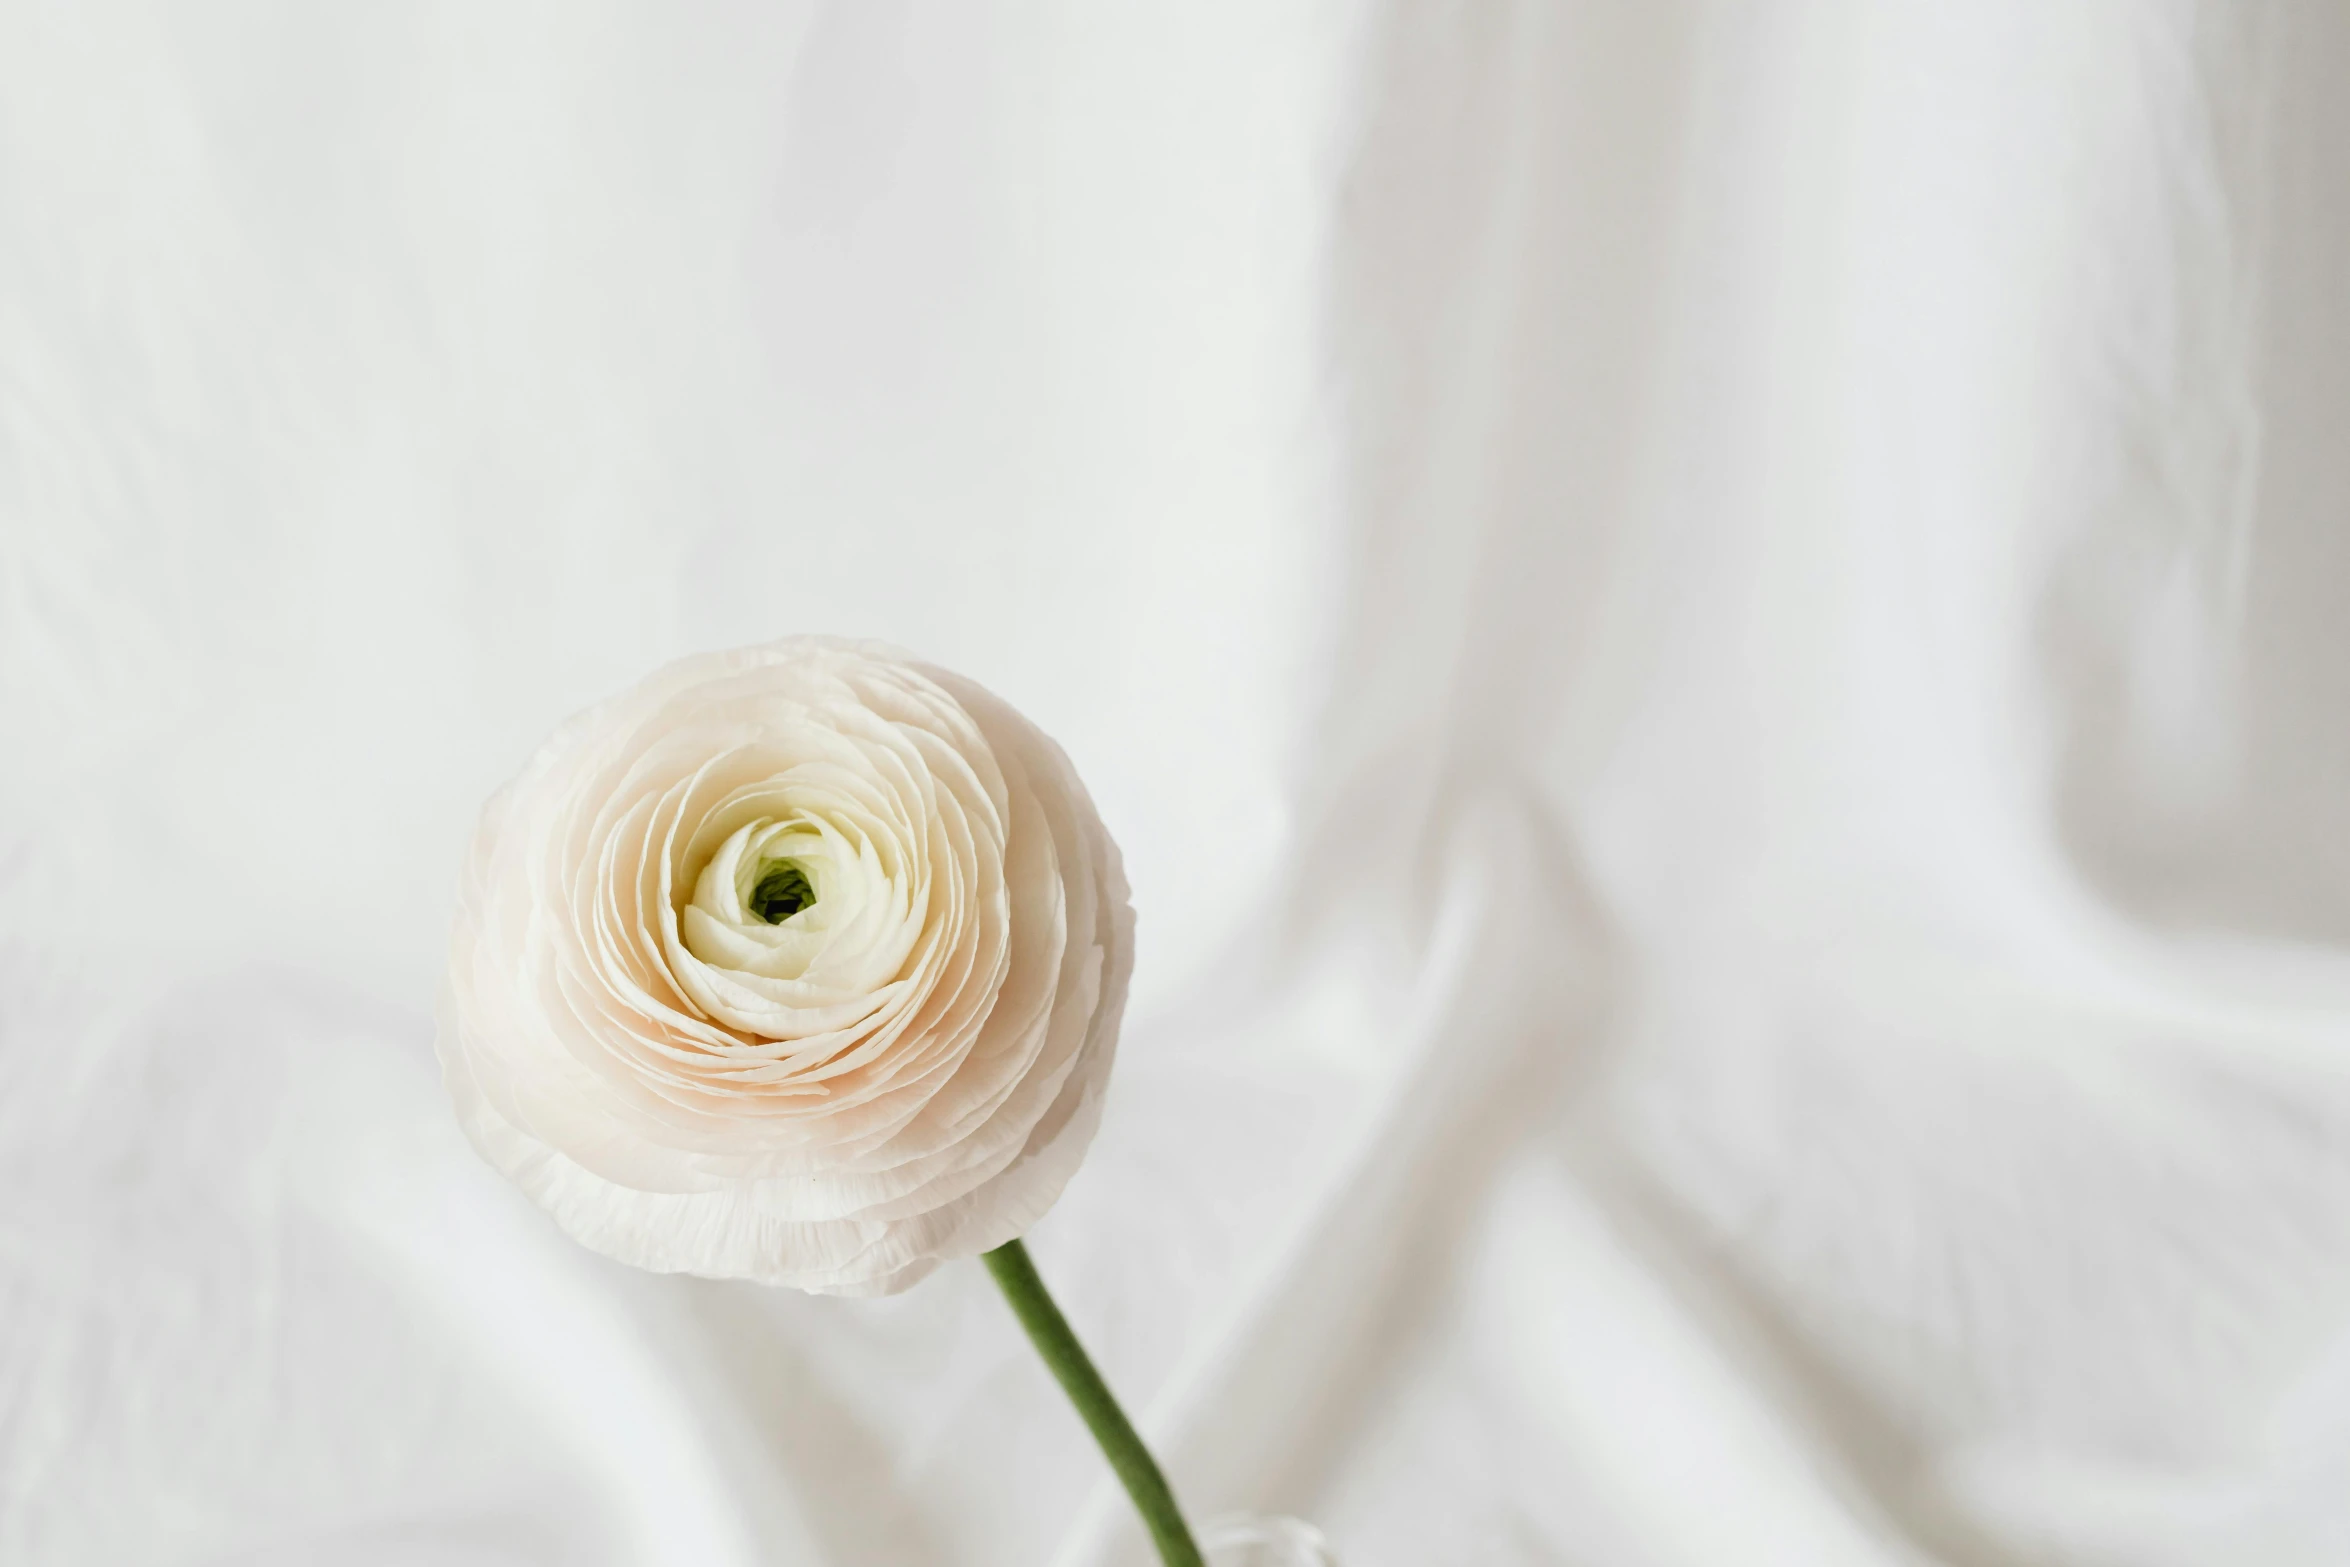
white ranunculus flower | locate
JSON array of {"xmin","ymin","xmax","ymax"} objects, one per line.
[{"xmin": 439, "ymin": 637, "xmax": 1134, "ymax": 1296}]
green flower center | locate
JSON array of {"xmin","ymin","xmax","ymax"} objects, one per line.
[{"xmin": 748, "ymin": 859, "xmax": 816, "ymax": 923}]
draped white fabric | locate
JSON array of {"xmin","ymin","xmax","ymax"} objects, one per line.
[{"xmin": 6, "ymin": 4, "xmax": 2348, "ymax": 1564}]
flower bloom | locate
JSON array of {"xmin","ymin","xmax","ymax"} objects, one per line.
[{"xmin": 439, "ymin": 637, "xmax": 1133, "ymax": 1295}]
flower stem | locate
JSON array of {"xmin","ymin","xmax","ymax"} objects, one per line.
[{"xmin": 982, "ymin": 1239, "xmax": 1205, "ymax": 1567}]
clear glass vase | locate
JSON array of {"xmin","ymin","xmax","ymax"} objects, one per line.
[{"xmin": 1198, "ymin": 1513, "xmax": 1339, "ymax": 1566}]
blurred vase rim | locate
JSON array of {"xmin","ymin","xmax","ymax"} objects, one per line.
[{"xmin": 1197, "ymin": 1512, "xmax": 1339, "ymax": 1566}]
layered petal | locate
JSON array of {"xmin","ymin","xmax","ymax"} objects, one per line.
[{"xmin": 437, "ymin": 637, "xmax": 1132, "ymax": 1293}]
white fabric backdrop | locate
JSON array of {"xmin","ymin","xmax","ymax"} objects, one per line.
[{"xmin": 6, "ymin": 3, "xmax": 2349, "ymax": 1564}]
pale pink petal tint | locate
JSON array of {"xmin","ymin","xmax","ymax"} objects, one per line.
[{"xmin": 438, "ymin": 637, "xmax": 1133, "ymax": 1296}]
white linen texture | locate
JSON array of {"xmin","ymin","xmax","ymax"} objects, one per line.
[
  {"xmin": 443, "ymin": 638, "xmax": 1132, "ymax": 1296},
  {"xmin": 5, "ymin": 3, "xmax": 2350, "ymax": 1567}
]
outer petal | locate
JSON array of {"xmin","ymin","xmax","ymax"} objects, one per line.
[{"xmin": 436, "ymin": 636, "xmax": 1133, "ymax": 1294}]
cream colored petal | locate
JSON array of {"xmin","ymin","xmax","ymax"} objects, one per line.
[{"xmin": 437, "ymin": 635, "xmax": 1133, "ymax": 1291}]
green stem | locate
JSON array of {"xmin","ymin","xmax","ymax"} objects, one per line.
[{"xmin": 983, "ymin": 1239, "xmax": 1206, "ymax": 1567}]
